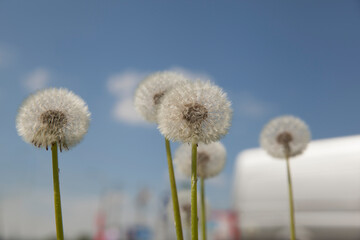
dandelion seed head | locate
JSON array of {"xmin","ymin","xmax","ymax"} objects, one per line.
[
  {"xmin": 174, "ymin": 142, "xmax": 226, "ymax": 179},
  {"xmin": 16, "ymin": 88, "xmax": 91, "ymax": 151},
  {"xmin": 167, "ymin": 189, "xmax": 210, "ymax": 230},
  {"xmin": 134, "ymin": 71, "xmax": 189, "ymax": 123},
  {"xmin": 182, "ymin": 103, "xmax": 208, "ymax": 124},
  {"xmin": 260, "ymin": 115, "xmax": 311, "ymax": 159},
  {"xmin": 158, "ymin": 81, "xmax": 232, "ymax": 144},
  {"xmin": 276, "ymin": 131, "xmax": 293, "ymax": 146}
]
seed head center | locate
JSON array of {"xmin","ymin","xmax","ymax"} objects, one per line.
[
  {"xmin": 276, "ymin": 131, "xmax": 293, "ymax": 145},
  {"xmin": 198, "ymin": 151, "xmax": 210, "ymax": 167},
  {"xmin": 182, "ymin": 103, "xmax": 208, "ymax": 124},
  {"xmin": 153, "ymin": 92, "xmax": 165, "ymax": 105},
  {"xmin": 181, "ymin": 203, "xmax": 191, "ymax": 225},
  {"xmin": 182, "ymin": 203, "xmax": 191, "ymax": 213},
  {"xmin": 40, "ymin": 110, "xmax": 67, "ymax": 129}
]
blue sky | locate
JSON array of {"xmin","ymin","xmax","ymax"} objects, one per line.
[{"xmin": 1, "ymin": 0, "xmax": 360, "ymax": 238}]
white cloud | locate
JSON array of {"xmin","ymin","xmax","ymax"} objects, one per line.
[
  {"xmin": 106, "ymin": 70, "xmax": 148, "ymax": 126},
  {"xmin": 107, "ymin": 67, "xmax": 212, "ymax": 126},
  {"xmin": 107, "ymin": 72, "xmax": 143, "ymax": 97},
  {"xmin": 23, "ymin": 68, "xmax": 50, "ymax": 91},
  {"xmin": 112, "ymin": 98, "xmax": 146, "ymax": 124},
  {"xmin": 236, "ymin": 92, "xmax": 276, "ymax": 118}
]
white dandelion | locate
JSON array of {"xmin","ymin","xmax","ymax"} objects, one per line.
[
  {"xmin": 16, "ymin": 88, "xmax": 90, "ymax": 151},
  {"xmin": 134, "ymin": 71, "xmax": 189, "ymax": 123},
  {"xmin": 159, "ymin": 80, "xmax": 231, "ymax": 240},
  {"xmin": 16, "ymin": 87, "xmax": 91, "ymax": 240},
  {"xmin": 134, "ymin": 71, "xmax": 190, "ymax": 240},
  {"xmin": 174, "ymin": 142, "xmax": 226, "ymax": 179},
  {"xmin": 167, "ymin": 190, "xmax": 210, "ymax": 232},
  {"xmin": 260, "ymin": 115, "xmax": 311, "ymax": 159},
  {"xmin": 168, "ymin": 190, "xmax": 193, "ymax": 231},
  {"xmin": 260, "ymin": 115, "xmax": 311, "ymax": 240},
  {"xmin": 157, "ymin": 81, "xmax": 232, "ymax": 144},
  {"xmin": 174, "ymin": 141, "xmax": 225, "ymax": 240}
]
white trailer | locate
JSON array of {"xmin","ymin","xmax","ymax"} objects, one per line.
[{"xmin": 233, "ymin": 135, "xmax": 360, "ymax": 240}]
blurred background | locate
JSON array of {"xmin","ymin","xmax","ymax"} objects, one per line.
[{"xmin": 0, "ymin": 1, "xmax": 359, "ymax": 239}]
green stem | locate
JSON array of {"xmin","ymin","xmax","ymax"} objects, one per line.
[
  {"xmin": 191, "ymin": 142, "xmax": 198, "ymax": 240},
  {"xmin": 165, "ymin": 138, "xmax": 184, "ymax": 240},
  {"xmin": 286, "ymin": 156, "xmax": 296, "ymax": 240},
  {"xmin": 200, "ymin": 177, "xmax": 207, "ymax": 240},
  {"xmin": 51, "ymin": 143, "xmax": 64, "ymax": 240}
]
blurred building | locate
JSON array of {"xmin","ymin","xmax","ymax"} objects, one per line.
[
  {"xmin": 233, "ymin": 135, "xmax": 360, "ymax": 240},
  {"xmin": 94, "ymin": 188, "xmax": 153, "ymax": 240}
]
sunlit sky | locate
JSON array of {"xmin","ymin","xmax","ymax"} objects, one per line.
[{"xmin": 1, "ymin": 1, "xmax": 360, "ymax": 238}]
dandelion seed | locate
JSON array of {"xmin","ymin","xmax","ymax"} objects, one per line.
[
  {"xmin": 134, "ymin": 71, "xmax": 189, "ymax": 123},
  {"xmin": 158, "ymin": 81, "xmax": 232, "ymax": 144},
  {"xmin": 260, "ymin": 115, "xmax": 311, "ymax": 159},
  {"xmin": 174, "ymin": 142, "xmax": 226, "ymax": 179},
  {"xmin": 16, "ymin": 88, "xmax": 90, "ymax": 151}
]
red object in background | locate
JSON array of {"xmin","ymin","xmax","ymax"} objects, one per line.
[
  {"xmin": 228, "ymin": 211, "xmax": 241, "ymax": 240},
  {"xmin": 94, "ymin": 211, "xmax": 106, "ymax": 240},
  {"xmin": 212, "ymin": 210, "xmax": 241, "ymax": 240}
]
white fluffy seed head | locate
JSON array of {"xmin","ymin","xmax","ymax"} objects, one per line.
[
  {"xmin": 167, "ymin": 189, "xmax": 210, "ymax": 230},
  {"xmin": 134, "ymin": 71, "xmax": 189, "ymax": 123},
  {"xmin": 260, "ymin": 115, "xmax": 311, "ymax": 159},
  {"xmin": 157, "ymin": 81, "xmax": 232, "ymax": 144},
  {"xmin": 174, "ymin": 142, "xmax": 226, "ymax": 179},
  {"xmin": 16, "ymin": 88, "xmax": 91, "ymax": 151}
]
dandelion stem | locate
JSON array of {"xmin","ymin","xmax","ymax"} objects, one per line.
[
  {"xmin": 200, "ymin": 177, "xmax": 207, "ymax": 240},
  {"xmin": 51, "ymin": 143, "xmax": 64, "ymax": 240},
  {"xmin": 285, "ymin": 155, "xmax": 296, "ymax": 240},
  {"xmin": 165, "ymin": 138, "xmax": 184, "ymax": 240},
  {"xmin": 191, "ymin": 142, "xmax": 198, "ymax": 240}
]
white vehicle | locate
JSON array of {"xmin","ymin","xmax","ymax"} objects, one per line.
[{"xmin": 233, "ymin": 135, "xmax": 360, "ymax": 240}]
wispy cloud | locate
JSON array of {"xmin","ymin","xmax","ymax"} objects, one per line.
[
  {"xmin": 236, "ymin": 92, "xmax": 276, "ymax": 118},
  {"xmin": 23, "ymin": 68, "xmax": 50, "ymax": 92},
  {"xmin": 107, "ymin": 67, "xmax": 212, "ymax": 126},
  {"xmin": 168, "ymin": 66, "xmax": 212, "ymax": 82},
  {"xmin": 0, "ymin": 45, "xmax": 16, "ymax": 68}
]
